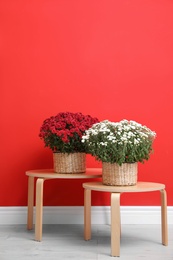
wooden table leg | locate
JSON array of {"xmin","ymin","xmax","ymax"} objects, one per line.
[
  {"xmin": 27, "ymin": 176, "xmax": 34, "ymax": 230},
  {"xmin": 111, "ymin": 193, "xmax": 121, "ymax": 257},
  {"xmin": 84, "ymin": 188, "xmax": 91, "ymax": 240},
  {"xmin": 160, "ymin": 189, "xmax": 168, "ymax": 246},
  {"xmin": 35, "ymin": 178, "xmax": 44, "ymax": 241}
]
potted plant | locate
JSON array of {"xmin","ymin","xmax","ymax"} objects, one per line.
[
  {"xmin": 39, "ymin": 112, "xmax": 99, "ymax": 173},
  {"xmin": 82, "ymin": 119, "xmax": 156, "ymax": 185}
]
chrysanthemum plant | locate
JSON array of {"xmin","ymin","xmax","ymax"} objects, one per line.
[
  {"xmin": 82, "ymin": 119, "xmax": 156, "ymax": 166},
  {"xmin": 39, "ymin": 112, "xmax": 99, "ymax": 153}
]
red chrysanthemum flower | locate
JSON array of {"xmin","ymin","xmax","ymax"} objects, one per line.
[{"xmin": 39, "ymin": 112, "xmax": 99, "ymax": 153}]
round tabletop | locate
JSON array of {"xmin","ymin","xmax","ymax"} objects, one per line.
[
  {"xmin": 26, "ymin": 168, "xmax": 102, "ymax": 179},
  {"xmin": 83, "ymin": 181, "xmax": 165, "ymax": 192}
]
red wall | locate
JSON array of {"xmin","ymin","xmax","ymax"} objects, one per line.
[{"xmin": 1, "ymin": 0, "xmax": 173, "ymax": 206}]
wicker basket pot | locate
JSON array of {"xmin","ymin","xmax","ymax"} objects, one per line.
[
  {"xmin": 102, "ymin": 162, "xmax": 138, "ymax": 186},
  {"xmin": 53, "ymin": 152, "xmax": 86, "ymax": 174}
]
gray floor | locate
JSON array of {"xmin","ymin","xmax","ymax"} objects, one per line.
[{"xmin": 0, "ymin": 224, "xmax": 173, "ymax": 260}]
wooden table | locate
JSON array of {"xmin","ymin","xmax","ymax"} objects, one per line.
[
  {"xmin": 83, "ymin": 182, "xmax": 168, "ymax": 257},
  {"xmin": 26, "ymin": 168, "xmax": 102, "ymax": 241}
]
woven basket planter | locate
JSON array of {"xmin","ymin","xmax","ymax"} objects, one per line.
[
  {"xmin": 53, "ymin": 152, "xmax": 86, "ymax": 174},
  {"xmin": 102, "ymin": 162, "xmax": 138, "ymax": 186}
]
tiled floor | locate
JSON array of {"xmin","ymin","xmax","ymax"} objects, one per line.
[{"xmin": 0, "ymin": 224, "xmax": 173, "ymax": 259}]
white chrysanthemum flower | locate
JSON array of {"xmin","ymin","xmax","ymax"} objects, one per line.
[{"xmin": 82, "ymin": 119, "xmax": 156, "ymax": 165}]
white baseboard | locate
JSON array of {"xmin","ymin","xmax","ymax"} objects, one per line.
[{"xmin": 0, "ymin": 206, "xmax": 173, "ymax": 225}]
